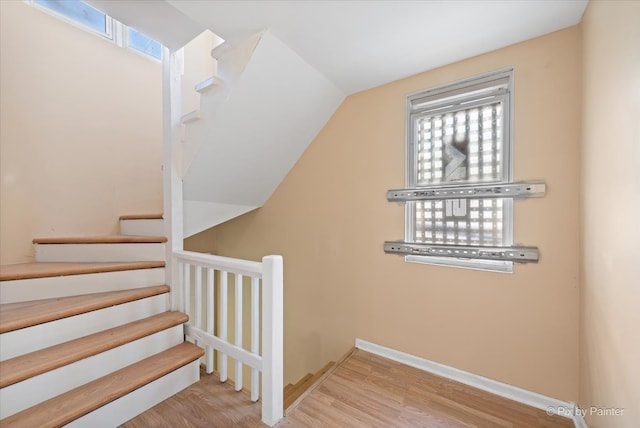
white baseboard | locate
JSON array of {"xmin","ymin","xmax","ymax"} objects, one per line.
[
  {"xmin": 355, "ymin": 338, "xmax": 585, "ymax": 427},
  {"xmin": 573, "ymin": 413, "xmax": 588, "ymax": 428}
]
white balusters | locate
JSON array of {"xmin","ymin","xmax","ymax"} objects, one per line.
[
  {"xmin": 251, "ymin": 276, "xmax": 260, "ymax": 402},
  {"xmin": 235, "ymin": 274, "xmax": 243, "ymax": 391},
  {"xmin": 194, "ymin": 266, "xmax": 202, "ymax": 347},
  {"xmin": 173, "ymin": 250, "xmax": 283, "ymax": 427},
  {"xmin": 220, "ymin": 270, "xmax": 228, "ymax": 382},
  {"xmin": 206, "ymin": 267, "xmax": 215, "ymax": 374},
  {"xmin": 184, "ymin": 263, "xmax": 191, "ymax": 316},
  {"xmin": 177, "ymin": 261, "xmax": 185, "ymax": 315}
]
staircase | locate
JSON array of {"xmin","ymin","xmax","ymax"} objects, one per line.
[
  {"xmin": 81, "ymin": 2, "xmax": 346, "ymax": 238},
  {"xmin": 176, "ymin": 30, "xmax": 344, "ymax": 237},
  {"xmin": 0, "ymin": 214, "xmax": 202, "ymax": 427},
  {"xmin": 283, "ymin": 361, "xmax": 335, "ymax": 410}
]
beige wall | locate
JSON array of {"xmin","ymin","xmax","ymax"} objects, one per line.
[
  {"xmin": 580, "ymin": 1, "xmax": 640, "ymax": 426},
  {"xmin": 0, "ymin": 1, "xmax": 162, "ymax": 264},
  {"xmin": 187, "ymin": 27, "xmax": 582, "ymax": 400}
]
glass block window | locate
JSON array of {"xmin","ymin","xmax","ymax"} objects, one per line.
[
  {"xmin": 414, "ymin": 198, "xmax": 506, "ymax": 246},
  {"xmin": 406, "ymin": 69, "xmax": 514, "ymax": 270},
  {"xmin": 416, "ymin": 103, "xmax": 503, "ymax": 186}
]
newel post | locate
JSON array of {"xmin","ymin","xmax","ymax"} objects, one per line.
[{"xmin": 261, "ymin": 255, "xmax": 284, "ymax": 426}]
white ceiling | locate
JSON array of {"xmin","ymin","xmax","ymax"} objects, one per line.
[{"xmin": 168, "ymin": 0, "xmax": 588, "ymax": 95}]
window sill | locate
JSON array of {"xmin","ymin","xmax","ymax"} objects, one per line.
[{"xmin": 405, "ymin": 255, "xmax": 513, "ymax": 273}]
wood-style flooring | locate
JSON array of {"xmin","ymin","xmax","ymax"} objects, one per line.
[
  {"xmin": 121, "ymin": 368, "xmax": 266, "ymax": 428},
  {"xmin": 123, "ymin": 349, "xmax": 574, "ymax": 427},
  {"xmin": 281, "ymin": 350, "xmax": 574, "ymax": 427}
]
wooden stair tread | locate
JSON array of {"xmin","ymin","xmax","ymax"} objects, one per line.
[
  {"xmin": 0, "ymin": 342, "xmax": 204, "ymax": 427},
  {"xmin": 284, "ymin": 361, "xmax": 334, "ymax": 409},
  {"xmin": 293, "ymin": 373, "xmax": 313, "ymax": 389},
  {"xmin": 285, "ymin": 348, "xmax": 357, "ymax": 413},
  {"xmin": 119, "ymin": 214, "xmax": 163, "ymax": 220},
  {"xmin": 0, "ymin": 285, "xmax": 169, "ymax": 333},
  {"xmin": 284, "ymin": 373, "xmax": 313, "ymax": 409},
  {"xmin": 0, "ymin": 261, "xmax": 165, "ymax": 281},
  {"xmin": 32, "ymin": 236, "xmax": 167, "ymax": 244},
  {"xmin": 311, "ymin": 361, "xmax": 335, "ymax": 380},
  {"xmin": 0, "ymin": 311, "xmax": 188, "ymax": 388}
]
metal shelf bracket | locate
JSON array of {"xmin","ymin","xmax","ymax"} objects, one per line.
[
  {"xmin": 383, "ymin": 241, "xmax": 539, "ymax": 263},
  {"xmin": 387, "ymin": 181, "xmax": 545, "ymax": 202}
]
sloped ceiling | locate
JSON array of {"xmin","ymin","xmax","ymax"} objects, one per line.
[{"xmin": 168, "ymin": 0, "xmax": 588, "ymax": 94}]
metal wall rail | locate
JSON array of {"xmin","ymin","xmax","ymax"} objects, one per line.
[
  {"xmin": 387, "ymin": 181, "xmax": 545, "ymax": 202},
  {"xmin": 383, "ymin": 241, "xmax": 539, "ymax": 263}
]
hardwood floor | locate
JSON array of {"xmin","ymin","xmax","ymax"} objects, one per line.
[
  {"xmin": 121, "ymin": 369, "xmax": 267, "ymax": 428},
  {"xmin": 124, "ymin": 350, "xmax": 575, "ymax": 428},
  {"xmin": 281, "ymin": 350, "xmax": 574, "ymax": 427}
]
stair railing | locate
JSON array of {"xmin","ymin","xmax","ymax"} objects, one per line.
[
  {"xmin": 163, "ymin": 42, "xmax": 283, "ymax": 427},
  {"xmin": 173, "ymin": 250, "xmax": 283, "ymax": 427}
]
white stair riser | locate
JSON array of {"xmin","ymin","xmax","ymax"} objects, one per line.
[
  {"xmin": 181, "ymin": 110, "xmax": 201, "ymax": 124},
  {"xmin": 66, "ymin": 360, "xmax": 199, "ymax": 428},
  {"xmin": 0, "ymin": 294, "xmax": 169, "ymax": 361},
  {"xmin": 120, "ymin": 219, "xmax": 164, "ymax": 237},
  {"xmin": 0, "ymin": 326, "xmax": 184, "ymax": 419},
  {"xmin": 34, "ymin": 243, "xmax": 165, "ymax": 263},
  {"xmin": 195, "ymin": 76, "xmax": 221, "ymax": 94},
  {"xmin": 0, "ymin": 268, "xmax": 165, "ymax": 304}
]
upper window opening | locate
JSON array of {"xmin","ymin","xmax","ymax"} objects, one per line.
[
  {"xmin": 127, "ymin": 28, "xmax": 162, "ymax": 60},
  {"xmin": 29, "ymin": 0, "xmax": 163, "ymax": 61},
  {"xmin": 33, "ymin": 0, "xmax": 109, "ymax": 36}
]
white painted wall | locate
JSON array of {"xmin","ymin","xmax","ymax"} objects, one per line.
[
  {"xmin": 182, "ymin": 31, "xmax": 345, "ymax": 235},
  {"xmin": 0, "ymin": 1, "xmax": 163, "ymax": 264}
]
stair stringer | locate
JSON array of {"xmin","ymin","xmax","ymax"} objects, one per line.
[{"xmin": 181, "ymin": 30, "xmax": 345, "ymax": 237}]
